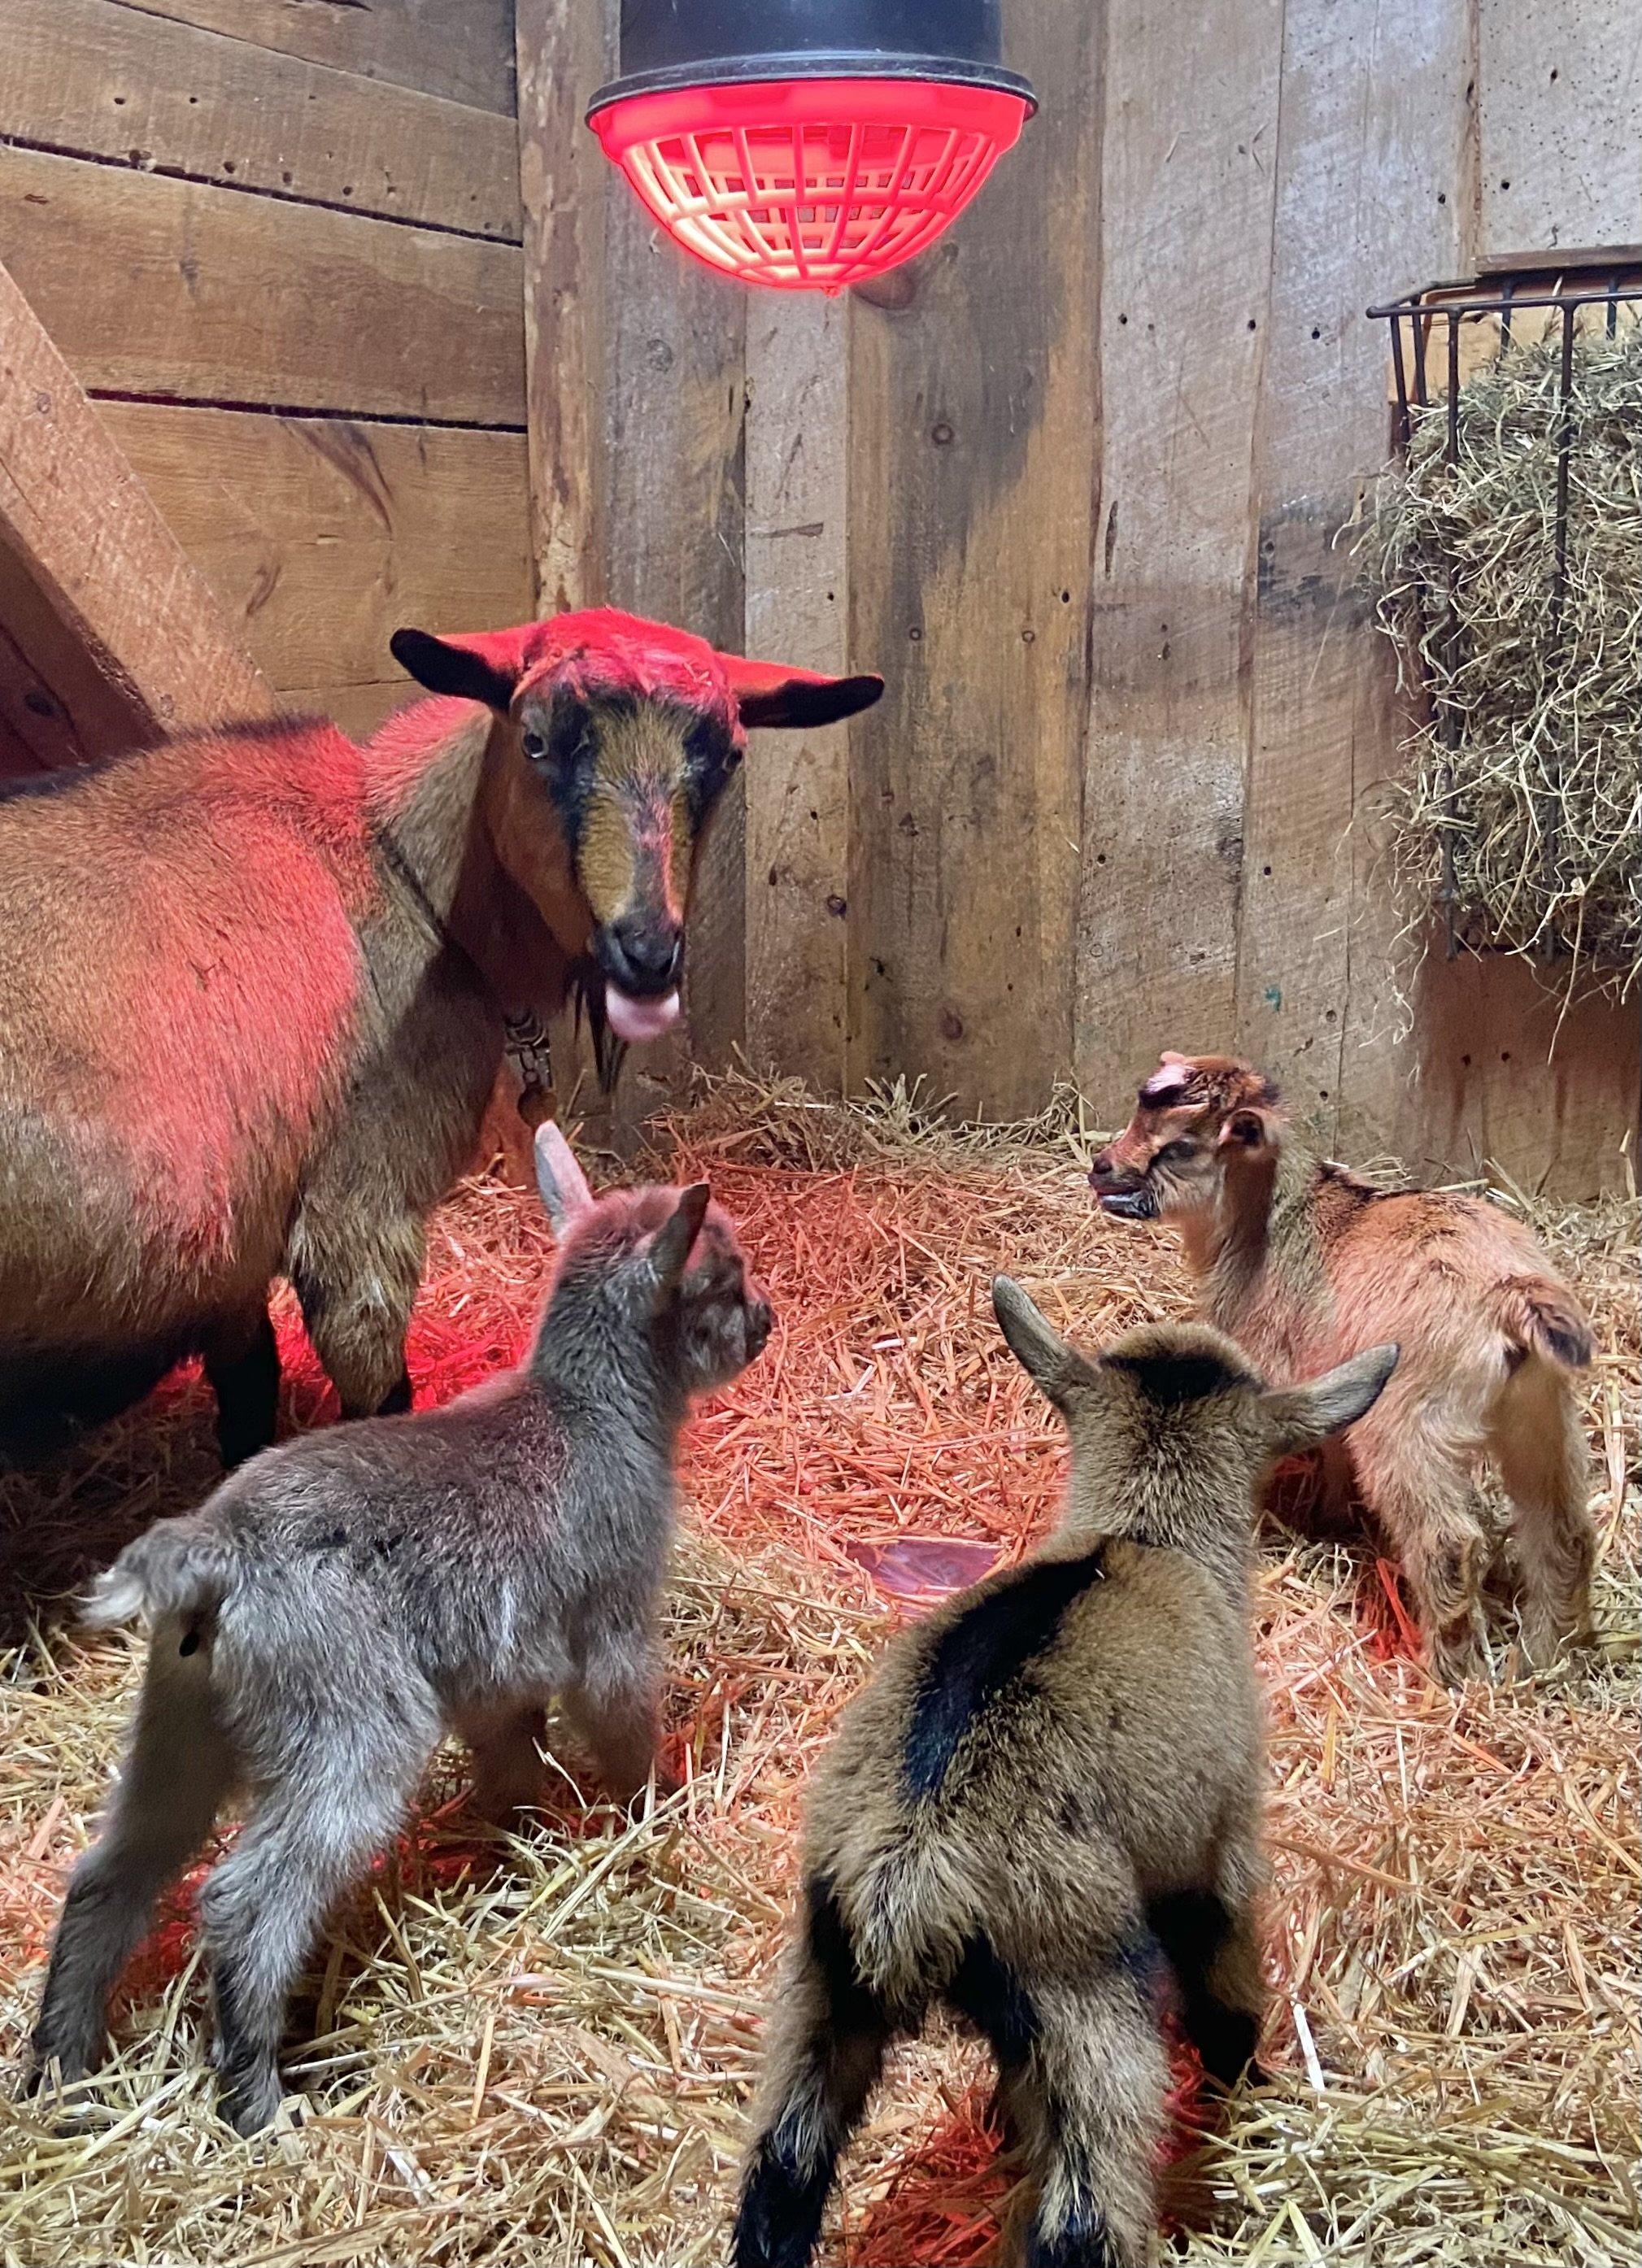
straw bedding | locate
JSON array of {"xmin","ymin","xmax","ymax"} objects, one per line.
[
  {"xmin": 1368, "ymin": 324, "xmax": 1642, "ymax": 999},
  {"xmin": 0, "ymin": 1072, "xmax": 1635, "ymax": 2266}
]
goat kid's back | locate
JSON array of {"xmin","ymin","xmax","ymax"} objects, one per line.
[{"xmin": 735, "ymin": 1292, "xmax": 1396, "ymax": 2268}]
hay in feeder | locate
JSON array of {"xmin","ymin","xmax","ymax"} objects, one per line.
[
  {"xmin": 1368, "ymin": 323, "xmax": 1642, "ymax": 999},
  {"xmin": 0, "ymin": 1074, "xmax": 1636, "ymax": 2264}
]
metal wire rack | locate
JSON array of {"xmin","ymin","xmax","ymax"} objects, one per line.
[{"xmin": 1365, "ymin": 259, "xmax": 1642, "ymax": 959}]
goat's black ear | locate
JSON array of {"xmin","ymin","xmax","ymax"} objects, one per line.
[
  {"xmin": 1263, "ymin": 1343, "xmax": 1399, "ymax": 1452},
  {"xmin": 390, "ymin": 626, "xmax": 525, "ymax": 712},
  {"xmin": 648, "ymin": 1183, "xmax": 711, "ymax": 1301},
  {"xmin": 720, "ymin": 655, "xmax": 885, "ymax": 731},
  {"xmin": 1217, "ymin": 1108, "xmax": 1278, "ymax": 1152}
]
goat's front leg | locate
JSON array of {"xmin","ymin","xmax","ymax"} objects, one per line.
[
  {"xmin": 561, "ymin": 1626, "xmax": 664, "ymax": 1802},
  {"xmin": 286, "ymin": 1212, "xmax": 425, "ymax": 1420},
  {"xmin": 457, "ymin": 1703, "xmax": 549, "ymax": 1822}
]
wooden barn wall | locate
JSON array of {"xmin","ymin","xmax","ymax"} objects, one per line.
[
  {"xmin": 0, "ymin": 0, "xmax": 531, "ymax": 747},
  {"xmin": 527, "ymin": 0, "xmax": 1637, "ymax": 1198}
]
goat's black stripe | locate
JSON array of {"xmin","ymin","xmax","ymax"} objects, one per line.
[
  {"xmin": 1100, "ymin": 1348, "xmax": 1245, "ymax": 1405},
  {"xmin": 902, "ymin": 1547, "xmax": 1108, "ymax": 1800}
]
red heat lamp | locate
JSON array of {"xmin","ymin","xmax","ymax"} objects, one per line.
[{"xmin": 586, "ymin": 0, "xmax": 1036, "ymax": 294}]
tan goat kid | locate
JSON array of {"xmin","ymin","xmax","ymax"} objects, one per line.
[
  {"xmin": 1090, "ymin": 1052, "xmax": 1596, "ymax": 1681},
  {"xmin": 733, "ymin": 1286, "xmax": 1397, "ymax": 2268}
]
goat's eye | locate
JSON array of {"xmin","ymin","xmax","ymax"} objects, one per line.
[
  {"xmin": 1155, "ymin": 1139, "xmax": 1197, "ymax": 1166},
  {"xmin": 520, "ymin": 727, "xmax": 547, "ymax": 762}
]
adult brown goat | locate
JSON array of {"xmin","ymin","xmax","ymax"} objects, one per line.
[{"xmin": 0, "ymin": 608, "xmax": 879, "ymax": 1465}]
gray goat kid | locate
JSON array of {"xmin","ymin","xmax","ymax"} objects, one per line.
[
  {"xmin": 31, "ymin": 1123, "xmax": 771, "ymax": 2136},
  {"xmin": 734, "ymin": 1285, "xmax": 1397, "ymax": 2268}
]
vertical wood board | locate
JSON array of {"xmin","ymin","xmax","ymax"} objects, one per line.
[
  {"xmin": 743, "ymin": 295, "xmax": 851, "ymax": 1091},
  {"xmin": 1478, "ymin": 0, "xmax": 1642, "ymax": 259},
  {"xmin": 1075, "ymin": 0, "xmax": 1285, "ymax": 1120},
  {"xmin": 516, "ymin": 0, "xmax": 610, "ymax": 612},
  {"xmin": 847, "ymin": 0, "xmax": 1099, "ymax": 1119},
  {"xmin": 1239, "ymin": 0, "xmax": 1476, "ymax": 1144}
]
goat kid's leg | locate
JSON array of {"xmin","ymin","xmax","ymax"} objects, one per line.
[
  {"xmin": 1148, "ymin": 1889, "xmax": 1266, "ymax": 2093},
  {"xmin": 1009, "ymin": 1970, "xmax": 1167, "ymax": 2268},
  {"xmin": 1488, "ymin": 1357, "xmax": 1596, "ymax": 1669},
  {"xmin": 562, "ymin": 1630, "xmax": 664, "ymax": 1802},
  {"xmin": 457, "ymin": 1703, "xmax": 549, "ymax": 1822},
  {"xmin": 1348, "ymin": 1404, "xmax": 1491, "ymax": 1682},
  {"xmin": 289, "ymin": 1215, "xmax": 424, "ymax": 1421},
  {"xmin": 33, "ymin": 1634, "xmax": 235, "ymax": 2085},
  {"xmin": 734, "ymin": 1876, "xmax": 897, "ymax": 2268},
  {"xmin": 198, "ymin": 1766, "xmax": 416, "ymax": 2134},
  {"xmin": 204, "ymin": 1304, "xmax": 281, "ymax": 1468}
]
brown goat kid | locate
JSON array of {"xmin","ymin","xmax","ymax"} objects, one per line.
[
  {"xmin": 1090, "ymin": 1052, "xmax": 1597, "ymax": 1680},
  {"xmin": 0, "ymin": 609, "xmax": 878, "ymax": 1465},
  {"xmin": 733, "ymin": 1285, "xmax": 1397, "ymax": 2268}
]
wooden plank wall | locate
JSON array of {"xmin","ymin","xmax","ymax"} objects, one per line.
[{"xmin": 0, "ymin": 0, "xmax": 531, "ymax": 748}]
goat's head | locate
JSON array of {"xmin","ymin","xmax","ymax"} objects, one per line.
[
  {"xmin": 991, "ymin": 1279, "xmax": 1397, "ymax": 1544},
  {"xmin": 390, "ymin": 609, "xmax": 881, "ymax": 1075},
  {"xmin": 532, "ymin": 1121, "xmax": 773, "ymax": 1397},
  {"xmin": 1087, "ymin": 1051, "xmax": 1285, "ymax": 1221}
]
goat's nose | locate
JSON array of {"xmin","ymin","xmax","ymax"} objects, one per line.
[
  {"xmin": 608, "ymin": 918, "xmax": 682, "ymax": 992},
  {"xmin": 1088, "ymin": 1147, "xmax": 1120, "ymax": 1189}
]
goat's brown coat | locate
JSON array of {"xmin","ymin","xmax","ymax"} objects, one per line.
[
  {"xmin": 0, "ymin": 610, "xmax": 879, "ymax": 1459},
  {"xmin": 734, "ymin": 1292, "xmax": 1396, "ymax": 2268},
  {"xmin": 1091, "ymin": 1051, "xmax": 1596, "ymax": 1678}
]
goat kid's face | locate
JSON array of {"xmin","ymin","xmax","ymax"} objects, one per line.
[
  {"xmin": 991, "ymin": 1278, "xmax": 1397, "ymax": 1478},
  {"xmin": 534, "ymin": 1125, "xmax": 773, "ymax": 1395},
  {"xmin": 391, "ymin": 611, "xmax": 882, "ymax": 1054},
  {"xmin": 1087, "ymin": 1051, "xmax": 1284, "ymax": 1221}
]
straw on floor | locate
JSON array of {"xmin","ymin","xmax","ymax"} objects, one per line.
[{"xmin": 1, "ymin": 1069, "xmax": 1636, "ymax": 2266}]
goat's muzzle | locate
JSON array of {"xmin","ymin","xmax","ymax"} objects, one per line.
[
  {"xmin": 1089, "ymin": 1149, "xmax": 1158, "ymax": 1220},
  {"xmin": 595, "ymin": 916, "xmax": 684, "ymax": 1044}
]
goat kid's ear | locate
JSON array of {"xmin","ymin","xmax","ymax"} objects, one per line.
[
  {"xmin": 647, "ymin": 1183, "xmax": 712, "ymax": 1302},
  {"xmin": 534, "ymin": 1120, "xmax": 595, "ymax": 1234},
  {"xmin": 718, "ymin": 655, "xmax": 885, "ymax": 731},
  {"xmin": 1263, "ymin": 1343, "xmax": 1399, "ymax": 1452},
  {"xmin": 1217, "ymin": 1105, "xmax": 1278, "ymax": 1153},
  {"xmin": 991, "ymin": 1277, "xmax": 1096, "ymax": 1412},
  {"xmin": 390, "ymin": 625, "xmax": 535, "ymax": 712}
]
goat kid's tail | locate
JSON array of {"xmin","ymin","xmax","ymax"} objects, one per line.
[
  {"xmin": 81, "ymin": 1512, "xmax": 239, "ymax": 1631},
  {"xmin": 1496, "ymin": 1273, "xmax": 1595, "ymax": 1371}
]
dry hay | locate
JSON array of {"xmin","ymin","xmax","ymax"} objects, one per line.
[
  {"xmin": 1367, "ymin": 322, "xmax": 1642, "ymax": 999},
  {"xmin": 0, "ymin": 1076, "xmax": 1636, "ymax": 2266}
]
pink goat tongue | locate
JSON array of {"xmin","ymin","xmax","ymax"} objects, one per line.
[{"xmin": 604, "ymin": 986, "xmax": 681, "ymax": 1044}]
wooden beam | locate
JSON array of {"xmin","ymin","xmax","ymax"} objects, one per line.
[
  {"xmin": 515, "ymin": 0, "xmax": 609, "ymax": 612},
  {"xmin": 0, "ymin": 259, "xmax": 276, "ymax": 741},
  {"xmin": 0, "ymin": 0, "xmax": 522, "ymax": 242}
]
